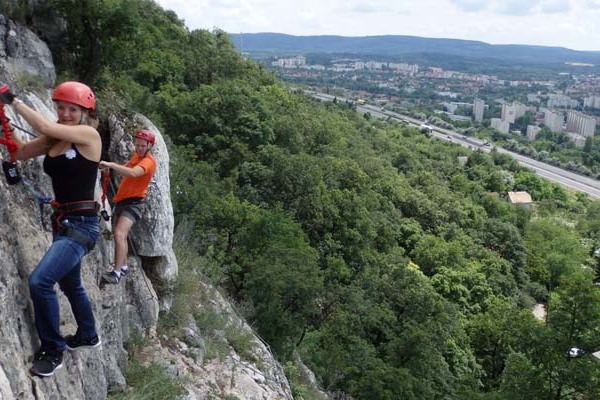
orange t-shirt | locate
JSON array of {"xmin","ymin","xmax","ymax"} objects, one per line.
[{"xmin": 112, "ymin": 153, "xmax": 157, "ymax": 203}]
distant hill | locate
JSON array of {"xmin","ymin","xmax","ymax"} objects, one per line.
[{"xmin": 229, "ymin": 33, "xmax": 600, "ymax": 67}]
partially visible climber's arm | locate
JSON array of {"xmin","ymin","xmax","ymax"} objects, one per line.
[
  {"xmin": 100, "ymin": 161, "xmax": 145, "ymax": 178},
  {"xmin": 12, "ymin": 135, "xmax": 50, "ymax": 161}
]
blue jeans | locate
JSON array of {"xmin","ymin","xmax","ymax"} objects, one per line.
[{"xmin": 28, "ymin": 215, "xmax": 100, "ymax": 352}]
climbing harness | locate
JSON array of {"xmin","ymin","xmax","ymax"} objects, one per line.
[
  {"xmin": 51, "ymin": 199, "xmax": 99, "ymax": 218},
  {"xmin": 50, "ymin": 200, "xmax": 100, "ymax": 250}
]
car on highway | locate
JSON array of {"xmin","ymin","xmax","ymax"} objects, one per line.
[{"xmin": 420, "ymin": 124, "xmax": 433, "ymax": 134}]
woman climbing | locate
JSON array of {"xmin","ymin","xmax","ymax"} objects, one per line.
[
  {"xmin": 0, "ymin": 81, "xmax": 102, "ymax": 378},
  {"xmin": 100, "ymin": 129, "xmax": 157, "ymax": 284}
]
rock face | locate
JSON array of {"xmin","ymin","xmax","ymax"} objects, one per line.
[
  {"xmin": 0, "ymin": 14, "xmax": 293, "ymax": 400},
  {"xmin": 0, "ymin": 14, "xmax": 56, "ymax": 87}
]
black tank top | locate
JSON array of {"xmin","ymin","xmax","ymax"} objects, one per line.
[{"xmin": 43, "ymin": 144, "xmax": 98, "ymax": 204}]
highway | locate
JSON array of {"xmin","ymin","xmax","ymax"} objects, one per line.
[{"xmin": 308, "ymin": 91, "xmax": 600, "ymax": 200}]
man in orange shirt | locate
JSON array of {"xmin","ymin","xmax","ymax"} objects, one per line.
[{"xmin": 100, "ymin": 130, "xmax": 157, "ymax": 284}]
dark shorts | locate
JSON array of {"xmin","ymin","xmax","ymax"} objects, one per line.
[{"xmin": 113, "ymin": 198, "xmax": 145, "ymax": 223}]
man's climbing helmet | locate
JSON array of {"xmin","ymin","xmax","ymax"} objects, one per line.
[{"xmin": 135, "ymin": 130, "xmax": 155, "ymax": 144}]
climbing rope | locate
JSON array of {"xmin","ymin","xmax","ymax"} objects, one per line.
[
  {"xmin": 100, "ymin": 169, "xmax": 111, "ymax": 221},
  {"xmin": 1, "ymin": 96, "xmax": 52, "ymax": 228},
  {"xmin": 0, "ymin": 98, "xmax": 22, "ymax": 186},
  {"xmin": 22, "ymin": 178, "xmax": 52, "ymax": 230},
  {"xmin": 0, "ymin": 100, "xmax": 18, "ymax": 158},
  {"xmin": 10, "ymin": 121, "xmax": 37, "ymax": 138}
]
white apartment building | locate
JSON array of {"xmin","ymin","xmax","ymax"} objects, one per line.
[
  {"xmin": 567, "ymin": 132, "xmax": 587, "ymax": 148},
  {"xmin": 437, "ymin": 92, "xmax": 459, "ymax": 98},
  {"xmin": 526, "ymin": 125, "xmax": 541, "ymax": 141},
  {"xmin": 473, "ymin": 98, "xmax": 485, "ymax": 122},
  {"xmin": 271, "ymin": 56, "xmax": 306, "ymax": 68},
  {"xmin": 566, "ymin": 110, "xmax": 596, "ymax": 138},
  {"xmin": 547, "ymin": 93, "xmax": 578, "ymax": 108},
  {"xmin": 491, "ymin": 118, "xmax": 510, "ymax": 134},
  {"xmin": 501, "ymin": 102, "xmax": 527, "ymax": 123},
  {"xmin": 388, "ymin": 63, "xmax": 419, "ymax": 74},
  {"xmin": 443, "ymin": 102, "xmax": 458, "ymax": 113},
  {"xmin": 365, "ymin": 61, "xmax": 385, "ymax": 70},
  {"xmin": 542, "ymin": 109, "xmax": 564, "ymax": 133},
  {"xmin": 501, "ymin": 103, "xmax": 516, "ymax": 123},
  {"xmin": 584, "ymin": 95, "xmax": 600, "ymax": 109},
  {"xmin": 513, "ymin": 102, "xmax": 528, "ymax": 119}
]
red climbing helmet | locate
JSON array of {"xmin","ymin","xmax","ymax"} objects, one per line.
[
  {"xmin": 52, "ymin": 81, "xmax": 96, "ymax": 111},
  {"xmin": 134, "ymin": 130, "xmax": 155, "ymax": 144}
]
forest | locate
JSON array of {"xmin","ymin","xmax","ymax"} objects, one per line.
[{"xmin": 6, "ymin": 1, "xmax": 600, "ymax": 398}]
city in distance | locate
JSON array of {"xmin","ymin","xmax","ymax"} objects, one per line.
[
  {"xmin": 233, "ymin": 32, "xmax": 600, "ymax": 182},
  {"xmin": 230, "ymin": 33, "xmax": 600, "ymax": 73}
]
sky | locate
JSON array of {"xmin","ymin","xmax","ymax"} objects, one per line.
[{"xmin": 154, "ymin": 0, "xmax": 600, "ymax": 52}]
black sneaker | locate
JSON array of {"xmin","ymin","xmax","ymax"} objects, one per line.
[
  {"xmin": 102, "ymin": 270, "xmax": 121, "ymax": 284},
  {"xmin": 65, "ymin": 334, "xmax": 101, "ymax": 351},
  {"xmin": 30, "ymin": 350, "xmax": 63, "ymax": 377}
]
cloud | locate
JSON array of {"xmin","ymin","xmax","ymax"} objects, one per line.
[
  {"xmin": 450, "ymin": 0, "xmax": 538, "ymax": 15},
  {"xmin": 347, "ymin": 3, "xmax": 383, "ymax": 13},
  {"xmin": 450, "ymin": 0, "xmax": 488, "ymax": 12},
  {"xmin": 586, "ymin": 0, "xmax": 600, "ymax": 9},
  {"xmin": 495, "ymin": 0, "xmax": 538, "ymax": 16},
  {"xmin": 155, "ymin": 0, "xmax": 600, "ymax": 51},
  {"xmin": 210, "ymin": 0, "xmax": 245, "ymax": 7},
  {"xmin": 540, "ymin": 0, "xmax": 571, "ymax": 13},
  {"xmin": 450, "ymin": 0, "xmax": 571, "ymax": 16},
  {"xmin": 341, "ymin": 2, "xmax": 406, "ymax": 15}
]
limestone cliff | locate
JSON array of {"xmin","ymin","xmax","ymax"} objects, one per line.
[{"xmin": 0, "ymin": 14, "xmax": 292, "ymax": 400}]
